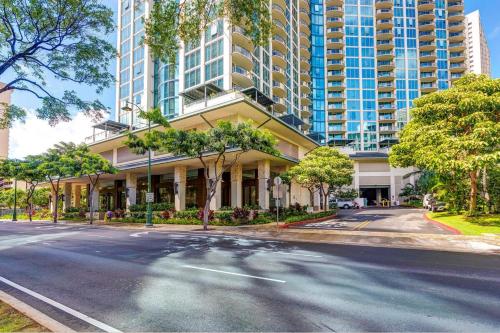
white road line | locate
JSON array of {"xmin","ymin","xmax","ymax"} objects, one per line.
[
  {"xmin": 182, "ymin": 265, "xmax": 286, "ymax": 283},
  {"xmin": 247, "ymin": 249, "xmax": 323, "ymax": 258},
  {"xmin": 130, "ymin": 232, "xmax": 149, "ymax": 238},
  {"xmin": 0, "ymin": 276, "xmax": 122, "ymax": 333},
  {"xmin": 90, "ymin": 234, "xmax": 112, "ymax": 239}
]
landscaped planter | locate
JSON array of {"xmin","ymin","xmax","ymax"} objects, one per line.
[{"xmin": 280, "ymin": 213, "xmax": 337, "ymax": 228}]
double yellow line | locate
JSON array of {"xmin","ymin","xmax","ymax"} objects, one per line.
[{"xmin": 353, "ymin": 220, "xmax": 370, "ymax": 230}]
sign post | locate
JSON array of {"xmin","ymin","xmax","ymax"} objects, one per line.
[
  {"xmin": 273, "ymin": 176, "xmax": 282, "ymax": 227},
  {"xmin": 145, "ymin": 192, "xmax": 154, "ymax": 203}
]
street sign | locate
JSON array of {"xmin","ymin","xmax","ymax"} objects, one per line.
[
  {"xmin": 274, "ymin": 176, "xmax": 282, "ymax": 186},
  {"xmin": 145, "ymin": 192, "xmax": 154, "ymax": 203}
]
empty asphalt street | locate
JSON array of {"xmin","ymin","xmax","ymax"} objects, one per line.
[{"xmin": 1, "ymin": 221, "xmax": 500, "ymax": 332}]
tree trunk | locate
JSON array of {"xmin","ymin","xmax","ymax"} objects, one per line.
[
  {"xmin": 482, "ymin": 167, "xmax": 490, "ymax": 213},
  {"xmin": 53, "ymin": 194, "xmax": 59, "ymax": 223},
  {"xmin": 28, "ymin": 202, "xmax": 33, "ymax": 222},
  {"xmin": 89, "ymin": 190, "xmax": 94, "ymax": 225},
  {"xmin": 469, "ymin": 170, "xmax": 479, "ymax": 216}
]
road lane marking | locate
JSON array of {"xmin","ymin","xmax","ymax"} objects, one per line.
[
  {"xmin": 130, "ymin": 232, "xmax": 149, "ymax": 238},
  {"xmin": 246, "ymin": 249, "xmax": 323, "ymax": 258},
  {"xmin": 0, "ymin": 276, "xmax": 122, "ymax": 333},
  {"xmin": 353, "ymin": 221, "xmax": 370, "ymax": 230},
  {"xmin": 182, "ymin": 265, "xmax": 286, "ymax": 283}
]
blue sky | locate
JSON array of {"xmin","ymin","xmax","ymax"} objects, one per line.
[{"xmin": 6, "ymin": 0, "xmax": 500, "ymax": 158}]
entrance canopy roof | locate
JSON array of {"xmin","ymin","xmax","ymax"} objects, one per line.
[{"xmin": 92, "ymin": 120, "xmax": 130, "ymax": 132}]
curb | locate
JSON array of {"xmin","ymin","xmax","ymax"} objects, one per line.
[
  {"xmin": 423, "ymin": 213, "xmax": 462, "ymax": 235},
  {"xmin": 0, "ymin": 290, "xmax": 75, "ymax": 333},
  {"xmin": 280, "ymin": 214, "xmax": 337, "ymax": 228}
]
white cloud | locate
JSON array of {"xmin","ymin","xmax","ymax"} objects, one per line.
[{"xmin": 9, "ymin": 111, "xmax": 102, "ymax": 159}]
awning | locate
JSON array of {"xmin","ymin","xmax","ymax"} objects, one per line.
[
  {"xmin": 279, "ymin": 113, "xmax": 304, "ymax": 128},
  {"xmin": 307, "ymin": 132, "xmax": 325, "ymax": 143},
  {"xmin": 180, "ymin": 83, "xmax": 223, "ymax": 102},
  {"xmin": 241, "ymin": 87, "xmax": 274, "ymax": 107},
  {"xmin": 92, "ymin": 120, "xmax": 130, "ymax": 132},
  {"xmin": 379, "ymin": 138, "xmax": 399, "ymax": 147},
  {"xmin": 328, "ymin": 139, "xmax": 354, "ymax": 146}
]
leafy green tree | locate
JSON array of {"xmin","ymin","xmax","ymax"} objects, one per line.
[
  {"xmin": 0, "ymin": 0, "xmax": 115, "ymax": 127},
  {"xmin": 144, "ymin": 0, "xmax": 271, "ymax": 64},
  {"xmin": 73, "ymin": 145, "xmax": 117, "ymax": 224},
  {"xmin": 126, "ymin": 115, "xmax": 279, "ymax": 230},
  {"xmin": 39, "ymin": 143, "xmax": 80, "ymax": 223},
  {"xmin": 0, "ymin": 188, "xmax": 26, "ymax": 209},
  {"xmin": 33, "ymin": 187, "xmax": 50, "ymax": 208},
  {"xmin": 389, "ymin": 74, "xmax": 500, "ymax": 215},
  {"xmin": 287, "ymin": 147, "xmax": 354, "ymax": 211}
]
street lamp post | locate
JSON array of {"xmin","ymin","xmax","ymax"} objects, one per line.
[
  {"xmin": 122, "ymin": 102, "xmax": 153, "ymax": 228},
  {"xmin": 12, "ymin": 178, "xmax": 17, "ymax": 222}
]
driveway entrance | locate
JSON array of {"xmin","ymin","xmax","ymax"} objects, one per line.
[{"xmin": 297, "ymin": 208, "xmax": 454, "ymax": 234}]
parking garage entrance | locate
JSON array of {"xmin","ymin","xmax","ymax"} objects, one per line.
[{"xmin": 360, "ymin": 186, "xmax": 390, "ymax": 206}]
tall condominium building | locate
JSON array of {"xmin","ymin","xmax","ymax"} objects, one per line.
[
  {"xmin": 309, "ymin": 0, "xmax": 467, "ymax": 149},
  {"xmin": 116, "ymin": 0, "xmax": 312, "ymax": 130},
  {"xmin": 464, "ymin": 10, "xmax": 490, "ymax": 76}
]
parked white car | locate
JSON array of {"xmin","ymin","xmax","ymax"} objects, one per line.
[{"xmin": 331, "ymin": 198, "xmax": 357, "ymax": 209}]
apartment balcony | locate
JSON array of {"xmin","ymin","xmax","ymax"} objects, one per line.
[
  {"xmin": 272, "ymin": 96, "xmax": 286, "ymax": 113},
  {"xmin": 326, "ymin": 49, "xmax": 344, "ymax": 60},
  {"xmin": 378, "ymin": 103, "xmax": 396, "ymax": 112},
  {"xmin": 272, "ymin": 34, "xmax": 287, "ymax": 54},
  {"xmin": 375, "ymin": 0, "xmax": 393, "ymax": 9},
  {"xmin": 300, "ymin": 32, "xmax": 311, "ymax": 48},
  {"xmin": 326, "ymin": 17, "xmax": 344, "ymax": 28},
  {"xmin": 330, "ymin": 126, "xmax": 346, "ymax": 133},
  {"xmin": 379, "ymin": 115, "xmax": 396, "ymax": 123},
  {"xmin": 419, "ymin": 40, "xmax": 436, "ymax": 51},
  {"xmin": 328, "ymin": 69, "xmax": 345, "ymax": 80},
  {"xmin": 419, "ymin": 51, "xmax": 436, "ymax": 61},
  {"xmin": 420, "ymin": 61, "xmax": 437, "ymax": 71},
  {"xmin": 377, "ymin": 50, "xmax": 394, "ymax": 60},
  {"xmin": 273, "ymin": 0, "xmax": 287, "ymax": 11},
  {"xmin": 419, "ymin": 31, "xmax": 435, "ymax": 41},
  {"xmin": 448, "ymin": 1, "xmax": 464, "ymax": 12},
  {"xmin": 272, "ymin": 50, "xmax": 287, "ymax": 69},
  {"xmin": 232, "ymin": 66, "xmax": 253, "ymax": 88},
  {"xmin": 418, "ymin": 10, "xmax": 435, "ymax": 20},
  {"xmin": 449, "ymin": 31, "xmax": 464, "ymax": 42},
  {"xmin": 376, "ymin": 8, "xmax": 393, "ymax": 19},
  {"xmin": 327, "ymin": 92, "xmax": 345, "ymax": 102},
  {"xmin": 272, "ymin": 80, "xmax": 286, "ymax": 98},
  {"xmin": 300, "ymin": 20, "xmax": 311, "ymax": 35},
  {"xmin": 300, "ymin": 70, "xmax": 311, "ymax": 82},
  {"xmin": 300, "ymin": 45, "xmax": 311, "ymax": 59},
  {"xmin": 376, "ymin": 29, "xmax": 393, "ymax": 40},
  {"xmin": 328, "ymin": 115, "xmax": 346, "ymax": 122},
  {"xmin": 377, "ymin": 60, "xmax": 395, "ymax": 71},
  {"xmin": 272, "ymin": 4, "xmax": 287, "ymax": 26},
  {"xmin": 449, "ymin": 52, "xmax": 465, "ymax": 63},
  {"xmin": 451, "ymin": 73, "xmax": 464, "ymax": 81},
  {"xmin": 379, "ymin": 125, "xmax": 397, "ymax": 133},
  {"xmin": 300, "ymin": 93, "xmax": 311, "ymax": 106},
  {"xmin": 449, "ymin": 21, "xmax": 464, "ymax": 33},
  {"xmin": 327, "ymin": 59, "xmax": 345, "ymax": 69},
  {"xmin": 420, "ymin": 72, "xmax": 437, "ymax": 82},
  {"xmin": 417, "ymin": 0, "xmax": 434, "ymax": 11},
  {"xmin": 421, "ymin": 82, "xmax": 437, "ymax": 93},
  {"xmin": 272, "ymin": 19, "xmax": 287, "ymax": 40},
  {"xmin": 301, "ymin": 106, "xmax": 311, "ymax": 118},
  {"xmin": 378, "ymin": 82, "xmax": 395, "ymax": 92},
  {"xmin": 326, "ymin": 5, "xmax": 343, "ymax": 17},
  {"xmin": 327, "ymin": 37, "xmax": 344, "ymax": 49},
  {"xmin": 300, "ymin": 57, "xmax": 311, "ymax": 71},
  {"xmin": 232, "ymin": 26, "xmax": 252, "ymax": 50},
  {"xmin": 448, "ymin": 10, "xmax": 464, "ymax": 22},
  {"xmin": 449, "ymin": 62, "xmax": 466, "ymax": 73},
  {"xmin": 376, "ymin": 39, "xmax": 394, "ymax": 51},
  {"xmin": 449, "ymin": 42, "xmax": 466, "ymax": 52},
  {"xmin": 376, "ymin": 19, "xmax": 393, "ymax": 29},
  {"xmin": 377, "ymin": 71, "xmax": 395, "ymax": 81},
  {"xmin": 232, "ymin": 45, "xmax": 253, "ymax": 71},
  {"xmin": 328, "ymin": 81, "xmax": 346, "ymax": 91},
  {"xmin": 326, "ymin": 0, "xmax": 343, "ymax": 7},
  {"xmin": 419, "ymin": 21, "xmax": 434, "ymax": 31},
  {"xmin": 301, "ymin": 80, "xmax": 311, "ymax": 94},
  {"xmin": 377, "ymin": 92, "xmax": 395, "ymax": 102},
  {"xmin": 272, "ymin": 65, "xmax": 286, "ymax": 83},
  {"xmin": 326, "ymin": 27, "xmax": 343, "ymax": 38},
  {"xmin": 300, "ymin": 0, "xmax": 310, "ymax": 13}
]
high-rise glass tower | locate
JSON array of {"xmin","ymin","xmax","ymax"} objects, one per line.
[
  {"xmin": 310, "ymin": 0, "xmax": 467, "ymax": 150},
  {"xmin": 116, "ymin": 0, "xmax": 312, "ymax": 131}
]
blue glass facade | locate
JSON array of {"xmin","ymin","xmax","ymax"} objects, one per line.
[{"xmin": 310, "ymin": 0, "xmax": 326, "ymax": 143}]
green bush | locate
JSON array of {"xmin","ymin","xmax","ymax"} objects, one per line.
[
  {"xmin": 214, "ymin": 211, "xmax": 232, "ymax": 222},
  {"xmin": 174, "ymin": 209, "xmax": 199, "ymax": 219},
  {"xmin": 284, "ymin": 210, "xmax": 335, "ymax": 224},
  {"xmin": 64, "ymin": 207, "xmax": 80, "ymax": 213}
]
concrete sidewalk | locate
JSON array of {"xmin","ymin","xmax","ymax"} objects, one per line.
[{"xmin": 3, "ymin": 218, "xmax": 500, "ymax": 255}]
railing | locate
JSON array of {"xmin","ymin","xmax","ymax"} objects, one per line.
[{"xmin": 232, "ymin": 45, "xmax": 252, "ymax": 58}]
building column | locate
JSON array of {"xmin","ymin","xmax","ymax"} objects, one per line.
[
  {"xmin": 174, "ymin": 166, "xmax": 187, "ymax": 211},
  {"xmin": 390, "ymin": 172, "xmax": 397, "ymax": 206},
  {"xmin": 74, "ymin": 185, "xmax": 82, "ymax": 208},
  {"xmin": 353, "ymin": 161, "xmax": 360, "ymax": 194},
  {"xmin": 125, "ymin": 173, "xmax": 137, "ymax": 211},
  {"xmin": 63, "ymin": 183, "xmax": 72, "ymax": 211},
  {"xmin": 258, "ymin": 160, "xmax": 270, "ymax": 210},
  {"xmin": 91, "ymin": 188, "xmax": 100, "ymax": 211},
  {"xmin": 208, "ymin": 161, "xmax": 222, "ymax": 210},
  {"xmin": 230, "ymin": 163, "xmax": 242, "ymax": 208}
]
